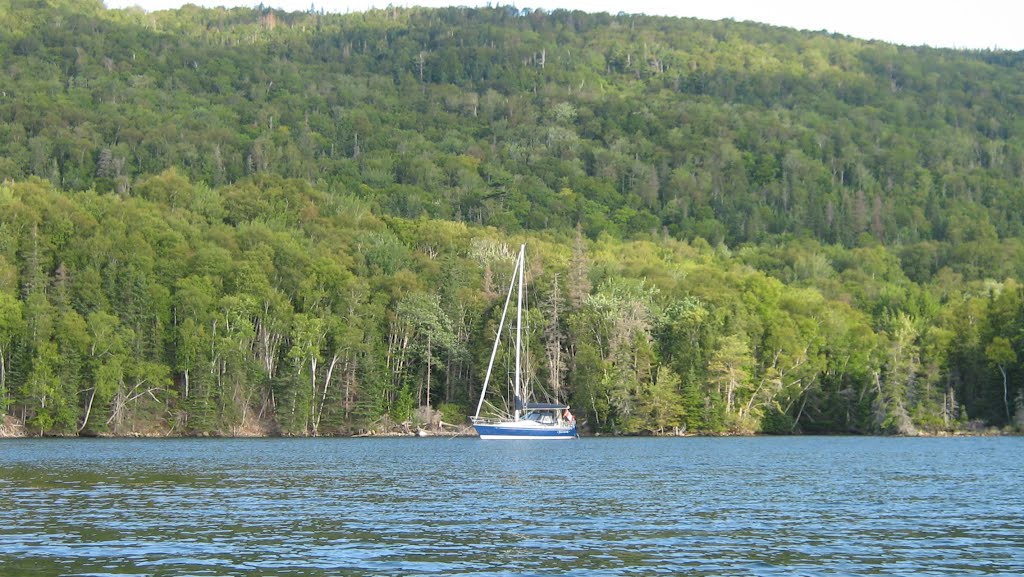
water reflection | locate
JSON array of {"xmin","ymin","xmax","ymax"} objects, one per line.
[{"xmin": 1, "ymin": 437, "xmax": 1022, "ymax": 576}]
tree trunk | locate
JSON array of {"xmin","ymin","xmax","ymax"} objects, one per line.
[
  {"xmin": 313, "ymin": 354, "xmax": 340, "ymax": 435},
  {"xmin": 79, "ymin": 387, "xmax": 97, "ymax": 433},
  {"xmin": 1000, "ymin": 365, "xmax": 1010, "ymax": 422},
  {"xmin": 343, "ymin": 356, "xmax": 356, "ymax": 419},
  {"xmin": 309, "ymin": 356, "xmax": 318, "ymax": 435},
  {"xmin": 791, "ymin": 394, "xmax": 808, "ymax": 433},
  {"xmin": 425, "ymin": 333, "xmax": 432, "ymax": 408},
  {"xmin": 726, "ymin": 379, "xmax": 735, "ymax": 414}
]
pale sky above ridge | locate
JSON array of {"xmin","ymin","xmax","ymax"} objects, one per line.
[{"xmin": 102, "ymin": 0, "xmax": 1023, "ymax": 51}]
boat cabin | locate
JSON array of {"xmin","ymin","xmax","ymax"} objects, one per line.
[{"xmin": 522, "ymin": 402, "xmax": 572, "ymax": 425}]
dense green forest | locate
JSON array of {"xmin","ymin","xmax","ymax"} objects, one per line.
[{"xmin": 1, "ymin": 0, "xmax": 1023, "ymax": 436}]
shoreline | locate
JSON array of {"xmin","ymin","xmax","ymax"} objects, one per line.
[
  {"xmin": 3, "ymin": 413, "xmax": 1017, "ymax": 439},
  {"xmin": 1, "ymin": 427, "xmax": 1016, "ymax": 440}
]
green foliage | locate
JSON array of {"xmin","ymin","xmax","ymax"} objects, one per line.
[
  {"xmin": 437, "ymin": 402, "xmax": 465, "ymax": 427},
  {"xmin": 391, "ymin": 384, "xmax": 416, "ymax": 424},
  {"xmin": 0, "ymin": 2, "xmax": 1022, "ymax": 436}
]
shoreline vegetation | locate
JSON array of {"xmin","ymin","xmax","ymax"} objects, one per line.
[
  {"xmin": 1, "ymin": 3, "xmax": 1024, "ymax": 439},
  {"xmin": 0, "ymin": 414, "xmax": 1015, "ymax": 440}
]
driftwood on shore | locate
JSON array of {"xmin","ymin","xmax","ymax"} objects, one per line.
[
  {"xmin": 348, "ymin": 419, "xmax": 477, "ymax": 438},
  {"xmin": 0, "ymin": 415, "xmax": 25, "ymax": 438}
]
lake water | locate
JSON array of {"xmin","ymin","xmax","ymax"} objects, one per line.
[{"xmin": 1, "ymin": 436, "xmax": 1022, "ymax": 576}]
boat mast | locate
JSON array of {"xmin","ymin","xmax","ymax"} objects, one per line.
[
  {"xmin": 514, "ymin": 243, "xmax": 525, "ymax": 422},
  {"xmin": 473, "ymin": 245, "xmax": 523, "ymax": 420}
]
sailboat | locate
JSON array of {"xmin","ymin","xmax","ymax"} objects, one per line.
[{"xmin": 471, "ymin": 244, "xmax": 578, "ymax": 440}]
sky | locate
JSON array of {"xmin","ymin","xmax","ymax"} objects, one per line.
[{"xmin": 102, "ymin": 0, "xmax": 1023, "ymax": 51}]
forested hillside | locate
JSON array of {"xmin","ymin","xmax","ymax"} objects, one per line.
[{"xmin": 1, "ymin": 0, "xmax": 1023, "ymax": 436}]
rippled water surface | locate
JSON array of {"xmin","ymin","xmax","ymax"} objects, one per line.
[{"xmin": 1, "ymin": 436, "xmax": 1022, "ymax": 576}]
